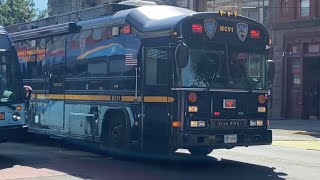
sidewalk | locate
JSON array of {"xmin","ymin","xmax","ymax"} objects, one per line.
[
  {"xmin": 270, "ymin": 119, "xmax": 320, "ymax": 133},
  {"xmin": 269, "ymin": 119, "xmax": 320, "ymax": 151}
]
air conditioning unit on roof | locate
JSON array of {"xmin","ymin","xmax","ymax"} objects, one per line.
[{"xmin": 119, "ymin": 0, "xmax": 157, "ymax": 6}]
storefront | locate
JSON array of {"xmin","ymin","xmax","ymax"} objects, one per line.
[{"xmin": 284, "ymin": 31, "xmax": 320, "ymax": 119}]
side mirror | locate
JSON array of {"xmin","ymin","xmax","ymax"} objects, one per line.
[
  {"xmin": 175, "ymin": 42, "xmax": 189, "ymax": 68},
  {"xmin": 266, "ymin": 60, "xmax": 275, "ymax": 85}
]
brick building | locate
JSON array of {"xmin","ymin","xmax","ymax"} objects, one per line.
[
  {"xmin": 207, "ymin": 0, "xmax": 270, "ymax": 25},
  {"xmin": 47, "ymin": 0, "xmax": 207, "ymax": 16},
  {"xmin": 47, "ymin": 0, "xmax": 269, "ymax": 23},
  {"xmin": 4, "ymin": 0, "xmax": 268, "ymax": 33},
  {"xmin": 270, "ymin": 0, "xmax": 320, "ymax": 119}
]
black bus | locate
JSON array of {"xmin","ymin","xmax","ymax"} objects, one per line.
[
  {"xmin": 11, "ymin": 4, "xmax": 275, "ymax": 155},
  {"xmin": 0, "ymin": 26, "xmax": 25, "ymax": 143}
]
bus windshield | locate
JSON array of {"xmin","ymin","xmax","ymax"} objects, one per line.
[
  {"xmin": 175, "ymin": 45, "xmax": 266, "ymax": 90},
  {"xmin": 0, "ymin": 53, "xmax": 22, "ymax": 103}
]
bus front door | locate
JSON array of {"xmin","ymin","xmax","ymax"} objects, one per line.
[
  {"xmin": 41, "ymin": 58, "xmax": 65, "ymax": 131},
  {"xmin": 141, "ymin": 46, "xmax": 171, "ymax": 153}
]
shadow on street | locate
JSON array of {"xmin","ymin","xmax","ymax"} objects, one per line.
[{"xmin": 0, "ymin": 141, "xmax": 287, "ymax": 180}]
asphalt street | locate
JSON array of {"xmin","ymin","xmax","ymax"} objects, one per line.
[{"xmin": 0, "ymin": 119, "xmax": 319, "ymax": 180}]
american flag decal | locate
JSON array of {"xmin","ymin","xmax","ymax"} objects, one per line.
[{"xmin": 125, "ymin": 53, "xmax": 137, "ymax": 66}]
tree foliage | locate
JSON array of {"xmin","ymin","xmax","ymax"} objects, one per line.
[
  {"xmin": 0, "ymin": 0, "xmax": 36, "ymax": 26},
  {"xmin": 36, "ymin": 8, "xmax": 48, "ymax": 19}
]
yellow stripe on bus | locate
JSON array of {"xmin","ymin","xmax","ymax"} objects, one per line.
[
  {"xmin": 65, "ymin": 94, "xmax": 111, "ymax": 101},
  {"xmin": 32, "ymin": 94, "xmax": 174, "ymax": 103},
  {"xmin": 144, "ymin": 96, "xmax": 174, "ymax": 103},
  {"xmin": 121, "ymin": 96, "xmax": 142, "ymax": 102},
  {"xmin": 32, "ymin": 94, "xmax": 65, "ymax": 99}
]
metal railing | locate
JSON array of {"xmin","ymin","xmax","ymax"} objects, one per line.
[{"xmin": 5, "ymin": 3, "xmax": 133, "ymax": 33}]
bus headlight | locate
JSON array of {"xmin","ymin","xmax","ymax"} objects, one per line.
[
  {"xmin": 188, "ymin": 106, "xmax": 198, "ymax": 112},
  {"xmin": 256, "ymin": 120, "xmax": 264, "ymax": 126},
  {"xmin": 12, "ymin": 112, "xmax": 21, "ymax": 121},
  {"xmin": 258, "ymin": 107, "xmax": 266, "ymax": 112},
  {"xmin": 190, "ymin": 121, "xmax": 206, "ymax": 128},
  {"xmin": 250, "ymin": 120, "xmax": 263, "ymax": 127}
]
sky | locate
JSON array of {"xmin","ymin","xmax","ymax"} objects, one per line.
[{"xmin": 34, "ymin": 0, "xmax": 48, "ymax": 11}]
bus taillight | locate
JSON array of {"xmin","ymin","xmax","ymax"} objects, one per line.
[
  {"xmin": 250, "ymin": 30, "xmax": 260, "ymax": 39},
  {"xmin": 192, "ymin": 24, "xmax": 203, "ymax": 33},
  {"xmin": 258, "ymin": 94, "xmax": 266, "ymax": 104},
  {"xmin": 188, "ymin": 92, "xmax": 198, "ymax": 103}
]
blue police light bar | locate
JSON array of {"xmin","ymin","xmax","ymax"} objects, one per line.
[{"xmin": 10, "ymin": 22, "xmax": 82, "ymax": 42}]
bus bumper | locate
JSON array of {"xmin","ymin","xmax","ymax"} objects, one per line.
[
  {"xmin": 0, "ymin": 125, "xmax": 27, "ymax": 142},
  {"xmin": 175, "ymin": 129, "xmax": 272, "ymax": 149}
]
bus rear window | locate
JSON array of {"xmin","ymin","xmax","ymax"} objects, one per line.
[{"xmin": 0, "ymin": 35, "xmax": 12, "ymax": 51}]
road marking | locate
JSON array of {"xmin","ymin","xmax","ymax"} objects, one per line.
[{"xmin": 272, "ymin": 141, "xmax": 320, "ymax": 151}]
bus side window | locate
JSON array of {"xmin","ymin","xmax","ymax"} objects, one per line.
[{"xmin": 145, "ymin": 48, "xmax": 167, "ymax": 85}]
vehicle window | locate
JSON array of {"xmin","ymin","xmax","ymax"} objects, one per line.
[
  {"xmin": 0, "ymin": 35, "xmax": 11, "ymax": 50},
  {"xmin": 145, "ymin": 47, "xmax": 167, "ymax": 85},
  {"xmin": 0, "ymin": 54, "xmax": 22, "ymax": 102}
]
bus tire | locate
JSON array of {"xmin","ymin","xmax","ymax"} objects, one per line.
[
  {"xmin": 100, "ymin": 110, "xmax": 130, "ymax": 153},
  {"xmin": 188, "ymin": 148, "xmax": 213, "ymax": 156}
]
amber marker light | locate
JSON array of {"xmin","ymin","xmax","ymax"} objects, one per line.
[
  {"xmin": 16, "ymin": 105, "xmax": 22, "ymax": 111},
  {"xmin": 172, "ymin": 121, "xmax": 181, "ymax": 128}
]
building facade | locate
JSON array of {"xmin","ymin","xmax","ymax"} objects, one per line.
[
  {"xmin": 48, "ymin": 0, "xmax": 106, "ymax": 16},
  {"xmin": 206, "ymin": 0, "xmax": 270, "ymax": 25},
  {"xmin": 47, "ymin": 0, "xmax": 208, "ymax": 16},
  {"xmin": 271, "ymin": 0, "xmax": 320, "ymax": 119},
  {"xmin": 47, "ymin": 0, "xmax": 269, "ymax": 23}
]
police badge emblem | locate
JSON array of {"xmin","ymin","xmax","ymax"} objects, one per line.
[
  {"xmin": 204, "ymin": 19, "xmax": 217, "ymax": 39},
  {"xmin": 236, "ymin": 23, "xmax": 248, "ymax": 42}
]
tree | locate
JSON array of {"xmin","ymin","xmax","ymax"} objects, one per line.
[
  {"xmin": 36, "ymin": 8, "xmax": 48, "ymax": 19},
  {"xmin": 0, "ymin": 0, "xmax": 36, "ymax": 26}
]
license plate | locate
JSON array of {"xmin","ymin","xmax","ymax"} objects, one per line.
[
  {"xmin": 0, "ymin": 112, "xmax": 5, "ymax": 120},
  {"xmin": 224, "ymin": 134, "xmax": 237, "ymax": 143}
]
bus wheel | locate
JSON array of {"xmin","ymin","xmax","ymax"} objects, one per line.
[
  {"xmin": 188, "ymin": 148, "xmax": 213, "ymax": 156},
  {"xmin": 101, "ymin": 111, "xmax": 129, "ymax": 152}
]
